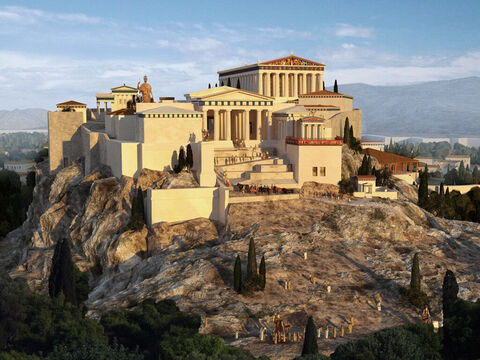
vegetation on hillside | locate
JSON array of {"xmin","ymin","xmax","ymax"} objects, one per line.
[{"xmin": 0, "ymin": 132, "xmax": 47, "ymax": 167}]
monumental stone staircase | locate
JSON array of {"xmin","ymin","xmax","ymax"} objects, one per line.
[{"xmin": 214, "ymin": 149, "xmax": 299, "ymax": 189}]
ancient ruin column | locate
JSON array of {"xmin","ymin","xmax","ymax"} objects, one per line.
[
  {"xmin": 214, "ymin": 109, "xmax": 219, "ymax": 141},
  {"xmin": 202, "ymin": 110, "xmax": 208, "ymax": 132},
  {"xmin": 275, "ymin": 73, "xmax": 280, "ymax": 98},
  {"xmin": 226, "ymin": 110, "xmax": 231, "ymax": 141},
  {"xmin": 244, "ymin": 109, "xmax": 250, "ymax": 141},
  {"xmin": 258, "ymin": 72, "xmax": 263, "ymax": 94},
  {"xmin": 256, "ymin": 110, "xmax": 262, "ymax": 140}
]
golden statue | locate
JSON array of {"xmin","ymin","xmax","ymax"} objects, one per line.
[{"xmin": 137, "ymin": 75, "xmax": 153, "ymax": 103}]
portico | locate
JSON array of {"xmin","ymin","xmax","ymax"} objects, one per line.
[
  {"xmin": 218, "ymin": 54, "xmax": 325, "ymax": 99},
  {"xmin": 186, "ymin": 86, "xmax": 274, "ymax": 146}
]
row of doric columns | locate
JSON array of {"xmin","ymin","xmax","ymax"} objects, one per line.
[
  {"xmin": 259, "ymin": 72, "xmax": 323, "ymax": 97},
  {"xmin": 96, "ymin": 101, "xmax": 111, "ymax": 114},
  {"xmin": 300, "ymin": 124, "xmax": 324, "ymax": 139},
  {"xmin": 203, "ymin": 108, "xmax": 273, "ymax": 142}
]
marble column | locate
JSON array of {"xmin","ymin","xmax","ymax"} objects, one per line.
[
  {"xmin": 267, "ymin": 111, "xmax": 272, "ymax": 140},
  {"xmin": 97, "ymin": 102, "xmax": 100, "ymax": 114},
  {"xmin": 214, "ymin": 109, "xmax": 220, "ymax": 141},
  {"xmin": 275, "ymin": 73, "xmax": 280, "ymax": 98},
  {"xmin": 226, "ymin": 110, "xmax": 231, "ymax": 141},
  {"xmin": 244, "ymin": 110, "xmax": 249, "ymax": 141},
  {"xmin": 256, "ymin": 110, "xmax": 262, "ymax": 140},
  {"xmin": 104, "ymin": 102, "xmax": 108, "ymax": 113},
  {"xmin": 202, "ymin": 110, "xmax": 208, "ymax": 132}
]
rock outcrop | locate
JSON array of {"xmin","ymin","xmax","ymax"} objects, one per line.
[{"xmin": 1, "ymin": 161, "xmax": 479, "ymax": 359}]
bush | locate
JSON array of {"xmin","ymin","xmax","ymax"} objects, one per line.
[
  {"xmin": 338, "ymin": 178, "xmax": 355, "ymax": 194},
  {"xmin": 331, "ymin": 324, "xmax": 442, "ymax": 360}
]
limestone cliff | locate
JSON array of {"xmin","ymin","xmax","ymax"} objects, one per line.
[{"xmin": 1, "ymin": 161, "xmax": 479, "ymax": 359}]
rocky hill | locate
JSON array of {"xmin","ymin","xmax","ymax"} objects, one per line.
[{"xmin": 1, "ymin": 161, "xmax": 479, "ymax": 359}]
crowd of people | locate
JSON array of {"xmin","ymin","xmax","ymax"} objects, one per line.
[
  {"xmin": 235, "ymin": 183, "xmax": 296, "ymax": 195},
  {"xmin": 308, "ymin": 191, "xmax": 347, "ymax": 201}
]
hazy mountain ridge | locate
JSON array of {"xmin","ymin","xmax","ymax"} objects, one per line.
[
  {"xmin": 0, "ymin": 108, "xmax": 48, "ymax": 130},
  {"xmin": 337, "ymin": 76, "xmax": 480, "ymax": 137}
]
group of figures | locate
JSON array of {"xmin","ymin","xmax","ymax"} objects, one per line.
[
  {"xmin": 262, "ymin": 312, "xmax": 356, "ymax": 344},
  {"xmin": 236, "ymin": 183, "xmax": 296, "ymax": 195}
]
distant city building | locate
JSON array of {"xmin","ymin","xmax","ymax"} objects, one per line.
[
  {"xmin": 364, "ymin": 148, "xmax": 419, "ymax": 184},
  {"xmin": 3, "ymin": 159, "xmax": 36, "ymax": 183},
  {"xmin": 414, "ymin": 154, "xmax": 471, "ymax": 175},
  {"xmin": 361, "ymin": 140, "xmax": 385, "ymax": 152}
]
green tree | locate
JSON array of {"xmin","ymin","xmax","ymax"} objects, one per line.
[
  {"xmin": 175, "ymin": 147, "xmax": 186, "ymax": 173},
  {"xmin": 418, "ymin": 166, "xmax": 429, "ymax": 207},
  {"xmin": 301, "ymin": 316, "xmax": 318, "ymax": 356},
  {"xmin": 410, "ymin": 253, "xmax": 421, "ymax": 294},
  {"xmin": 48, "ymin": 239, "xmax": 76, "ymax": 305},
  {"xmin": 323, "ymin": 81, "xmax": 325, "ymax": 90},
  {"xmin": 343, "ymin": 118, "xmax": 350, "ymax": 146},
  {"xmin": 186, "ymin": 144, "xmax": 193, "ymax": 170},
  {"xmin": 234, "ymin": 255, "xmax": 242, "ymax": 293},
  {"xmin": 442, "ymin": 270, "xmax": 459, "ymax": 318},
  {"xmin": 333, "ymin": 79, "xmax": 338, "ymax": 93},
  {"xmin": 349, "ymin": 125, "xmax": 354, "ymax": 147},
  {"xmin": 246, "ymin": 238, "xmax": 257, "ymax": 282},
  {"xmin": 259, "ymin": 255, "xmax": 266, "ymax": 290}
]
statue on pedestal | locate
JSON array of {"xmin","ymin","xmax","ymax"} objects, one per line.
[{"xmin": 137, "ymin": 75, "xmax": 153, "ymax": 103}]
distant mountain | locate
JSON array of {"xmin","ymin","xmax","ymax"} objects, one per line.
[
  {"xmin": 337, "ymin": 77, "xmax": 480, "ymax": 137},
  {"xmin": 0, "ymin": 108, "xmax": 48, "ymax": 130}
]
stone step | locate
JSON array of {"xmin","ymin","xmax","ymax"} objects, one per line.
[
  {"xmin": 246, "ymin": 171, "xmax": 294, "ymax": 181},
  {"xmin": 252, "ymin": 164, "xmax": 288, "ymax": 172},
  {"xmin": 218, "ymin": 158, "xmax": 285, "ymax": 171}
]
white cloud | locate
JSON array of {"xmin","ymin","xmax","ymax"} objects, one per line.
[
  {"xmin": 0, "ymin": 5, "xmax": 102, "ymax": 25},
  {"xmin": 336, "ymin": 24, "xmax": 373, "ymax": 38},
  {"xmin": 341, "ymin": 43, "xmax": 356, "ymax": 49}
]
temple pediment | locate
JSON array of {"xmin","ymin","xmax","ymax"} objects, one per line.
[
  {"xmin": 261, "ymin": 55, "xmax": 325, "ymax": 67},
  {"xmin": 188, "ymin": 86, "xmax": 273, "ymax": 101},
  {"xmin": 111, "ymin": 84, "xmax": 137, "ymax": 93}
]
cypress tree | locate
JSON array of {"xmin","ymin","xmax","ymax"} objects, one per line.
[
  {"xmin": 236, "ymin": 78, "xmax": 241, "ymax": 89},
  {"xmin": 323, "ymin": 81, "xmax": 325, "ymax": 90},
  {"xmin": 246, "ymin": 238, "xmax": 257, "ymax": 282},
  {"xmin": 343, "ymin": 118, "xmax": 350, "ymax": 145},
  {"xmin": 234, "ymin": 255, "xmax": 242, "ymax": 293},
  {"xmin": 440, "ymin": 182, "xmax": 445, "ymax": 197},
  {"xmin": 48, "ymin": 238, "xmax": 76, "ymax": 305},
  {"xmin": 227, "ymin": 78, "xmax": 231, "ymax": 87},
  {"xmin": 366, "ymin": 155, "xmax": 372, "ymax": 175},
  {"xmin": 333, "ymin": 79, "xmax": 338, "ymax": 93},
  {"xmin": 442, "ymin": 270, "xmax": 459, "ymax": 318},
  {"xmin": 186, "ymin": 144, "xmax": 194, "ymax": 169},
  {"xmin": 418, "ymin": 165, "xmax": 429, "ymax": 207},
  {"xmin": 176, "ymin": 147, "xmax": 186, "ymax": 173},
  {"xmin": 359, "ymin": 154, "xmax": 368, "ymax": 175},
  {"xmin": 208, "ymin": 83, "xmax": 211, "ymax": 89},
  {"xmin": 259, "ymin": 255, "xmax": 266, "ymax": 290},
  {"xmin": 349, "ymin": 125, "xmax": 354, "ymax": 147},
  {"xmin": 302, "ymin": 316, "xmax": 318, "ymax": 355},
  {"xmin": 410, "ymin": 253, "xmax": 421, "ymax": 294}
]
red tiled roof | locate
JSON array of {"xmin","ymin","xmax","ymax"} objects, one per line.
[
  {"xmin": 356, "ymin": 175, "xmax": 376, "ymax": 179},
  {"xmin": 301, "ymin": 116, "xmax": 325, "ymax": 122},
  {"xmin": 364, "ymin": 148, "xmax": 419, "ymax": 164},
  {"xmin": 57, "ymin": 100, "xmax": 86, "ymax": 106}
]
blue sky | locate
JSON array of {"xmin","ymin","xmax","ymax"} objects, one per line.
[{"xmin": 1, "ymin": 0, "xmax": 479, "ymax": 110}]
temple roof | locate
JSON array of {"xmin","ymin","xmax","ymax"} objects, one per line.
[
  {"xmin": 260, "ymin": 55, "xmax": 325, "ymax": 67},
  {"xmin": 111, "ymin": 84, "xmax": 137, "ymax": 93},
  {"xmin": 138, "ymin": 106, "xmax": 201, "ymax": 114},
  {"xmin": 300, "ymin": 116, "xmax": 325, "ymax": 123},
  {"xmin": 187, "ymin": 86, "xmax": 273, "ymax": 101},
  {"xmin": 273, "ymin": 105, "xmax": 307, "ymax": 114},
  {"xmin": 56, "ymin": 100, "xmax": 86, "ymax": 106},
  {"xmin": 302, "ymin": 90, "xmax": 346, "ymax": 96}
]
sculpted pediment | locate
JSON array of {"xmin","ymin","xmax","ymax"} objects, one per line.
[{"xmin": 261, "ymin": 55, "xmax": 325, "ymax": 67}]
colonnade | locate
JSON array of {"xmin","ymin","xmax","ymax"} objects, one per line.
[
  {"xmin": 96, "ymin": 101, "xmax": 111, "ymax": 114},
  {"xmin": 298, "ymin": 123, "xmax": 325, "ymax": 140},
  {"xmin": 220, "ymin": 71, "xmax": 323, "ymax": 98},
  {"xmin": 202, "ymin": 108, "xmax": 272, "ymax": 142}
]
